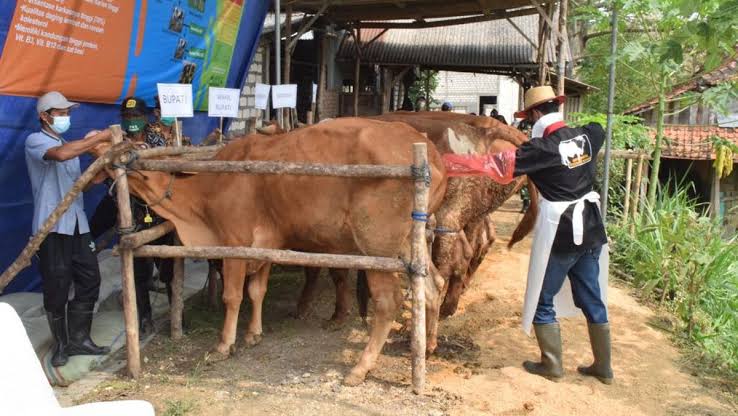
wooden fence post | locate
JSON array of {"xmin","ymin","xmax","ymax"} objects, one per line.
[
  {"xmin": 171, "ymin": 236, "xmax": 185, "ymax": 339},
  {"xmin": 623, "ymin": 158, "xmax": 633, "ymax": 222},
  {"xmin": 111, "ymin": 125, "xmax": 141, "ymax": 378},
  {"xmin": 410, "ymin": 143, "xmax": 429, "ymax": 395}
]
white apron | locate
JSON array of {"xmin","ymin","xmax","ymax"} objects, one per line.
[{"xmin": 521, "ymin": 191, "xmax": 609, "ymax": 335}]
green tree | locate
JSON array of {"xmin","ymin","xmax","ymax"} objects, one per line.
[
  {"xmin": 408, "ymin": 69, "xmax": 439, "ymax": 110},
  {"xmin": 588, "ymin": 0, "xmax": 738, "ymax": 206}
]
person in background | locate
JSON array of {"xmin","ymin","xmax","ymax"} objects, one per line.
[
  {"xmin": 441, "ymin": 101, "xmax": 453, "ymax": 112},
  {"xmin": 520, "ymin": 184, "xmax": 531, "ymax": 213},
  {"xmin": 414, "ymin": 96, "xmax": 427, "ymax": 112},
  {"xmin": 491, "ymin": 108, "xmax": 508, "ymax": 125},
  {"xmin": 90, "ymin": 97, "xmax": 176, "ymax": 336},
  {"xmin": 25, "ymin": 91, "xmax": 112, "ymax": 367}
]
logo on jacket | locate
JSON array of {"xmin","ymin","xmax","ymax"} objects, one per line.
[{"xmin": 558, "ymin": 134, "xmax": 592, "ymax": 169}]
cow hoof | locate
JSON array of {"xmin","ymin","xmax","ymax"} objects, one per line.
[
  {"xmin": 243, "ymin": 333, "xmax": 262, "ymax": 347},
  {"xmin": 291, "ymin": 310, "xmax": 310, "ymax": 320},
  {"xmin": 207, "ymin": 344, "xmax": 233, "ymax": 362},
  {"xmin": 343, "ymin": 371, "xmax": 366, "ymax": 386},
  {"xmin": 322, "ymin": 315, "xmax": 349, "ymax": 331}
]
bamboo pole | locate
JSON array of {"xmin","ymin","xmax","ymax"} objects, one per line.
[
  {"xmin": 632, "ymin": 155, "xmax": 645, "ymax": 219},
  {"xmin": 631, "ymin": 154, "xmax": 645, "ymax": 233},
  {"xmin": 171, "ymin": 236, "xmax": 185, "ymax": 340},
  {"xmin": 410, "ymin": 143, "xmax": 429, "ymax": 395},
  {"xmin": 130, "ymin": 245, "xmax": 407, "ymax": 272},
  {"xmin": 136, "ymin": 144, "xmax": 223, "ymax": 159},
  {"xmin": 0, "ymin": 143, "xmax": 124, "ymax": 292},
  {"xmin": 111, "ymin": 125, "xmax": 141, "ymax": 378},
  {"xmin": 119, "ymin": 221, "xmax": 176, "ymax": 249},
  {"xmin": 132, "ymin": 159, "xmax": 412, "ymax": 178},
  {"xmin": 353, "ymin": 28, "xmax": 361, "ymax": 116},
  {"xmin": 711, "ymin": 168, "xmax": 721, "ymax": 219},
  {"xmin": 556, "ymin": 0, "xmax": 569, "ymax": 110},
  {"xmin": 284, "ymin": 6, "xmax": 292, "ymax": 131},
  {"xmin": 623, "ymin": 158, "xmax": 633, "ymax": 222}
]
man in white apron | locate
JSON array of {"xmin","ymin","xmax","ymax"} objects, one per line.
[{"xmin": 443, "ymin": 86, "xmax": 613, "ymax": 384}]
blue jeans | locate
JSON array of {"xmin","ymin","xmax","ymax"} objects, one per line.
[{"xmin": 533, "ymin": 246, "xmax": 608, "ymax": 325}]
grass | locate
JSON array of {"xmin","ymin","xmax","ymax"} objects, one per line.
[
  {"xmin": 163, "ymin": 399, "xmax": 197, "ymax": 416},
  {"xmin": 609, "ymin": 183, "xmax": 738, "ymax": 374}
]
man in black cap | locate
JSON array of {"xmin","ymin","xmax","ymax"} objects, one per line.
[{"xmin": 91, "ymin": 97, "xmax": 178, "ymax": 336}]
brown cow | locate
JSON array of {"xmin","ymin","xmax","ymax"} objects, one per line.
[
  {"xmin": 95, "ymin": 118, "xmax": 447, "ymax": 385},
  {"xmin": 370, "ymin": 112, "xmax": 537, "ymax": 317},
  {"xmin": 288, "ymin": 114, "xmax": 536, "ymax": 320}
]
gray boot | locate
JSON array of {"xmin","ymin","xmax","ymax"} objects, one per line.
[
  {"xmin": 523, "ymin": 323, "xmax": 563, "ymax": 380},
  {"xmin": 577, "ymin": 322, "xmax": 614, "ymax": 385}
]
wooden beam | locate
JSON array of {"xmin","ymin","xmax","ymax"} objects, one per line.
[
  {"xmin": 356, "ymin": 7, "xmax": 538, "ymax": 29},
  {"xmin": 529, "ymin": 0, "xmax": 566, "ymax": 43},
  {"xmin": 119, "ymin": 221, "xmax": 176, "ymax": 249},
  {"xmin": 410, "ymin": 143, "xmax": 429, "ymax": 395},
  {"xmin": 112, "ymin": 125, "xmax": 141, "ymax": 379},
  {"xmin": 623, "ymin": 158, "xmax": 633, "ymax": 222},
  {"xmin": 130, "ymin": 245, "xmax": 407, "ymax": 272},
  {"xmin": 131, "ymin": 159, "xmax": 414, "ymax": 178},
  {"xmin": 557, "ymin": 0, "xmax": 568, "ymax": 107},
  {"xmin": 536, "ymin": 1, "xmax": 554, "ymax": 84},
  {"xmin": 287, "ymin": 2, "xmax": 329, "ymax": 52},
  {"xmin": 506, "ymin": 16, "xmax": 538, "ymax": 49},
  {"xmin": 353, "ymin": 27, "xmax": 361, "ymax": 116}
]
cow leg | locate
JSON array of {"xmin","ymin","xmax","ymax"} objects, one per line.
[
  {"xmin": 215, "ymin": 259, "xmax": 247, "ymax": 357},
  {"xmin": 425, "ymin": 264, "xmax": 444, "ymax": 355},
  {"xmin": 344, "ymin": 271, "xmax": 401, "ymax": 386},
  {"xmin": 328, "ymin": 268, "xmax": 351, "ymax": 325},
  {"xmin": 243, "ymin": 263, "xmax": 270, "ymax": 347},
  {"xmin": 295, "ymin": 267, "xmax": 321, "ymax": 319}
]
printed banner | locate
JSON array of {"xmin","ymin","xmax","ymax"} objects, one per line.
[{"xmin": 0, "ymin": 0, "xmax": 248, "ymax": 111}]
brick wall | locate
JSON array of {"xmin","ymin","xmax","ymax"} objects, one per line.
[
  {"xmin": 229, "ymin": 44, "xmax": 266, "ymax": 135},
  {"xmin": 319, "ymin": 88, "xmax": 340, "ymax": 119}
]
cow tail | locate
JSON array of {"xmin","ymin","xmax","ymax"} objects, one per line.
[
  {"xmin": 508, "ymin": 181, "xmax": 538, "ymax": 248},
  {"xmin": 356, "ymin": 270, "xmax": 370, "ymax": 324}
]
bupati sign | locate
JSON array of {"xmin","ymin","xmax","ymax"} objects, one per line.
[{"xmin": 0, "ymin": 0, "xmax": 249, "ymax": 110}]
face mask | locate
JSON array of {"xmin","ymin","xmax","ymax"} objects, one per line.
[
  {"xmin": 48, "ymin": 116, "xmax": 71, "ymax": 134},
  {"xmin": 160, "ymin": 117, "xmax": 175, "ymax": 127},
  {"xmin": 122, "ymin": 119, "xmax": 146, "ymax": 134}
]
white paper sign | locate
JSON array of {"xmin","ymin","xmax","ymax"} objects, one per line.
[
  {"xmin": 312, "ymin": 83, "xmax": 318, "ymax": 104},
  {"xmin": 208, "ymin": 87, "xmax": 240, "ymax": 118},
  {"xmin": 157, "ymin": 83, "xmax": 193, "ymax": 118},
  {"xmin": 271, "ymin": 84, "xmax": 297, "ymax": 108},
  {"xmin": 255, "ymin": 83, "xmax": 270, "ymax": 110}
]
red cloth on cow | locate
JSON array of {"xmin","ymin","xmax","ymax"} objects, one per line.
[{"xmin": 442, "ymin": 150, "xmax": 517, "ymax": 184}]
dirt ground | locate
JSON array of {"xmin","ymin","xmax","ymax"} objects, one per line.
[{"xmin": 75, "ymin": 199, "xmax": 738, "ymax": 416}]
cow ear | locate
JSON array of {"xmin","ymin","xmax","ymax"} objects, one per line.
[{"xmin": 420, "ymin": 132, "xmax": 428, "ymax": 139}]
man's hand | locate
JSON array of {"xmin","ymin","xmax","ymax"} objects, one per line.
[{"xmin": 44, "ymin": 129, "xmax": 112, "ymax": 162}]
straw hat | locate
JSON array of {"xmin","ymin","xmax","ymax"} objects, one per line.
[{"xmin": 514, "ymin": 86, "xmax": 565, "ymax": 119}]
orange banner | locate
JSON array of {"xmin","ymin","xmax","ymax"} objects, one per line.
[{"xmin": 0, "ymin": 0, "xmax": 134, "ymax": 103}]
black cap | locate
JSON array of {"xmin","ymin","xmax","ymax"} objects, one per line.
[{"xmin": 121, "ymin": 96, "xmax": 148, "ymax": 116}]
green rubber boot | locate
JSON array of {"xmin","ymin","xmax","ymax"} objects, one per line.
[
  {"xmin": 523, "ymin": 323, "xmax": 563, "ymax": 380},
  {"xmin": 577, "ymin": 322, "xmax": 614, "ymax": 385}
]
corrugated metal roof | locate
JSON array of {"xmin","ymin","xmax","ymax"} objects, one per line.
[
  {"xmin": 262, "ymin": 12, "xmax": 307, "ymax": 35},
  {"xmin": 337, "ymin": 15, "xmax": 557, "ymax": 69}
]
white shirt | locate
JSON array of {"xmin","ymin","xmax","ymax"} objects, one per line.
[{"xmin": 531, "ymin": 112, "xmax": 564, "ymax": 139}]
